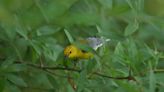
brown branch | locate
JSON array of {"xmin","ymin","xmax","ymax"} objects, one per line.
[
  {"xmin": 93, "ymin": 72, "xmax": 129, "ymax": 79},
  {"xmin": 44, "ymin": 69, "xmax": 72, "ymax": 78},
  {"xmin": 15, "ymin": 61, "xmax": 81, "ymax": 72},
  {"xmin": 154, "ymin": 69, "xmax": 164, "ymax": 73},
  {"xmin": 17, "ymin": 61, "xmax": 75, "ymax": 73},
  {"xmin": 67, "ymin": 76, "xmax": 77, "ymax": 91},
  {"xmin": 14, "ymin": 61, "xmax": 163, "ymax": 81},
  {"xmin": 15, "ymin": 61, "xmax": 136, "ymax": 80}
]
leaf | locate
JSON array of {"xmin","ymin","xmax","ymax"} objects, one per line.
[
  {"xmin": 77, "ymin": 70, "xmax": 88, "ymax": 92},
  {"xmin": 116, "ymin": 81, "xmax": 139, "ymax": 92},
  {"xmin": 30, "ymin": 40, "xmax": 42, "ymax": 55},
  {"xmin": 149, "ymin": 62, "xmax": 156, "ymax": 92},
  {"xmin": 26, "ymin": 71, "xmax": 54, "ymax": 90},
  {"xmin": 6, "ymin": 74, "xmax": 27, "ymax": 87},
  {"xmin": 43, "ymin": 44, "xmax": 63, "ymax": 61},
  {"xmin": 5, "ymin": 82, "xmax": 21, "ymax": 92},
  {"xmin": 114, "ymin": 42, "xmax": 124, "ymax": 56},
  {"xmin": 113, "ymin": 42, "xmax": 129, "ymax": 67},
  {"xmin": 47, "ymin": 74, "xmax": 59, "ymax": 89},
  {"xmin": 14, "ymin": 15, "xmax": 28, "ymax": 40},
  {"xmin": 109, "ymin": 4, "xmax": 130, "ymax": 15},
  {"xmin": 124, "ymin": 20, "xmax": 139, "ymax": 36},
  {"xmin": 37, "ymin": 26, "xmax": 60, "ymax": 36},
  {"xmin": 98, "ymin": 0, "xmax": 112, "ymax": 9},
  {"xmin": 64, "ymin": 29, "xmax": 74, "ymax": 44},
  {"xmin": 127, "ymin": 39, "xmax": 138, "ymax": 61},
  {"xmin": 42, "ymin": 0, "xmax": 78, "ymax": 20},
  {"xmin": 1, "ymin": 56, "xmax": 16, "ymax": 69},
  {"xmin": 2, "ymin": 26, "xmax": 17, "ymax": 41},
  {"xmin": 6, "ymin": 64, "xmax": 27, "ymax": 72},
  {"xmin": 0, "ymin": 78, "xmax": 5, "ymax": 92}
]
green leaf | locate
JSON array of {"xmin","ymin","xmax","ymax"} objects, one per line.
[
  {"xmin": 47, "ymin": 74, "xmax": 59, "ymax": 89},
  {"xmin": 5, "ymin": 82, "xmax": 21, "ymax": 92},
  {"xmin": 98, "ymin": 0, "xmax": 112, "ymax": 8},
  {"xmin": 114, "ymin": 42, "xmax": 124, "ymax": 56},
  {"xmin": 1, "ymin": 56, "xmax": 15, "ymax": 69},
  {"xmin": 116, "ymin": 81, "xmax": 139, "ymax": 92},
  {"xmin": 77, "ymin": 70, "xmax": 88, "ymax": 92},
  {"xmin": 14, "ymin": 15, "xmax": 28, "ymax": 40},
  {"xmin": 6, "ymin": 74, "xmax": 27, "ymax": 87},
  {"xmin": 30, "ymin": 40, "xmax": 42, "ymax": 55},
  {"xmin": 85, "ymin": 59, "xmax": 97, "ymax": 73},
  {"xmin": 42, "ymin": 0, "xmax": 78, "ymax": 20},
  {"xmin": 149, "ymin": 62, "xmax": 156, "ymax": 92},
  {"xmin": 37, "ymin": 26, "xmax": 61, "ymax": 36},
  {"xmin": 64, "ymin": 29, "xmax": 74, "ymax": 44},
  {"xmin": 6, "ymin": 64, "xmax": 27, "ymax": 72},
  {"xmin": 124, "ymin": 20, "xmax": 139, "ymax": 36},
  {"xmin": 27, "ymin": 73, "xmax": 54, "ymax": 89},
  {"xmin": 0, "ymin": 78, "xmax": 5, "ymax": 92},
  {"xmin": 155, "ymin": 73, "xmax": 164, "ymax": 83},
  {"xmin": 2, "ymin": 26, "xmax": 17, "ymax": 41},
  {"xmin": 127, "ymin": 39, "xmax": 138, "ymax": 61},
  {"xmin": 43, "ymin": 44, "xmax": 63, "ymax": 61},
  {"xmin": 113, "ymin": 42, "xmax": 130, "ymax": 68},
  {"xmin": 109, "ymin": 4, "xmax": 130, "ymax": 15}
]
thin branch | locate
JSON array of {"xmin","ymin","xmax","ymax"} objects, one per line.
[
  {"xmin": 93, "ymin": 72, "xmax": 130, "ymax": 80},
  {"xmin": 14, "ymin": 61, "xmax": 163, "ymax": 81},
  {"xmin": 15, "ymin": 61, "xmax": 136, "ymax": 80},
  {"xmin": 15, "ymin": 61, "xmax": 81, "ymax": 72},
  {"xmin": 42, "ymin": 66, "xmax": 81, "ymax": 72},
  {"xmin": 44, "ymin": 69, "xmax": 72, "ymax": 78},
  {"xmin": 154, "ymin": 69, "xmax": 164, "ymax": 73}
]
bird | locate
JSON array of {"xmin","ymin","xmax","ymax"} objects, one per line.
[
  {"xmin": 64, "ymin": 45, "xmax": 93, "ymax": 59},
  {"xmin": 64, "ymin": 37, "xmax": 110, "ymax": 59}
]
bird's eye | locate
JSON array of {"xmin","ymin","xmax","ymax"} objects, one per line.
[{"xmin": 69, "ymin": 51, "xmax": 72, "ymax": 54}]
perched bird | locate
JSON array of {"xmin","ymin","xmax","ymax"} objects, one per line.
[
  {"xmin": 64, "ymin": 45, "xmax": 93, "ymax": 59},
  {"xmin": 64, "ymin": 37, "xmax": 110, "ymax": 59}
]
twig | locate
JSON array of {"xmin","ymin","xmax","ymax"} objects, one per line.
[
  {"xmin": 44, "ymin": 69, "xmax": 72, "ymax": 78},
  {"xmin": 15, "ymin": 61, "xmax": 136, "ymax": 80},
  {"xmin": 93, "ymin": 72, "xmax": 129, "ymax": 79},
  {"xmin": 14, "ymin": 61, "xmax": 163, "ymax": 81},
  {"xmin": 41, "ymin": 66, "xmax": 81, "ymax": 72},
  {"xmin": 15, "ymin": 61, "xmax": 81, "ymax": 72},
  {"xmin": 154, "ymin": 69, "xmax": 164, "ymax": 73}
]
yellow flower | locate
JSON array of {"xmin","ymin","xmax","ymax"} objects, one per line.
[{"xmin": 64, "ymin": 45, "xmax": 93, "ymax": 59}]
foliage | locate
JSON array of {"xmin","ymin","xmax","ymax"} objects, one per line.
[{"xmin": 0, "ymin": 0, "xmax": 164, "ymax": 92}]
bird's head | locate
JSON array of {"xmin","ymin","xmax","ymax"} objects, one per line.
[{"xmin": 64, "ymin": 45, "xmax": 80, "ymax": 59}]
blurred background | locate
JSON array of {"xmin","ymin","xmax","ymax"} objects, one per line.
[{"xmin": 0, "ymin": 0, "xmax": 164, "ymax": 92}]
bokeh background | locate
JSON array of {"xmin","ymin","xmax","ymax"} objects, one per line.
[{"xmin": 0, "ymin": 0, "xmax": 164, "ymax": 92}]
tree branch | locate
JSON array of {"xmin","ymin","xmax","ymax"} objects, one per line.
[
  {"xmin": 15, "ymin": 61, "xmax": 164, "ymax": 81},
  {"xmin": 154, "ymin": 69, "xmax": 164, "ymax": 73},
  {"xmin": 93, "ymin": 72, "xmax": 130, "ymax": 80},
  {"xmin": 15, "ymin": 61, "xmax": 136, "ymax": 80}
]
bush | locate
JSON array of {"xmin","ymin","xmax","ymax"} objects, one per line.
[{"xmin": 0, "ymin": 0, "xmax": 164, "ymax": 92}]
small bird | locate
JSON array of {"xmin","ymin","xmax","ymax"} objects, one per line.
[
  {"xmin": 64, "ymin": 45, "xmax": 93, "ymax": 59},
  {"xmin": 64, "ymin": 37, "xmax": 110, "ymax": 59}
]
